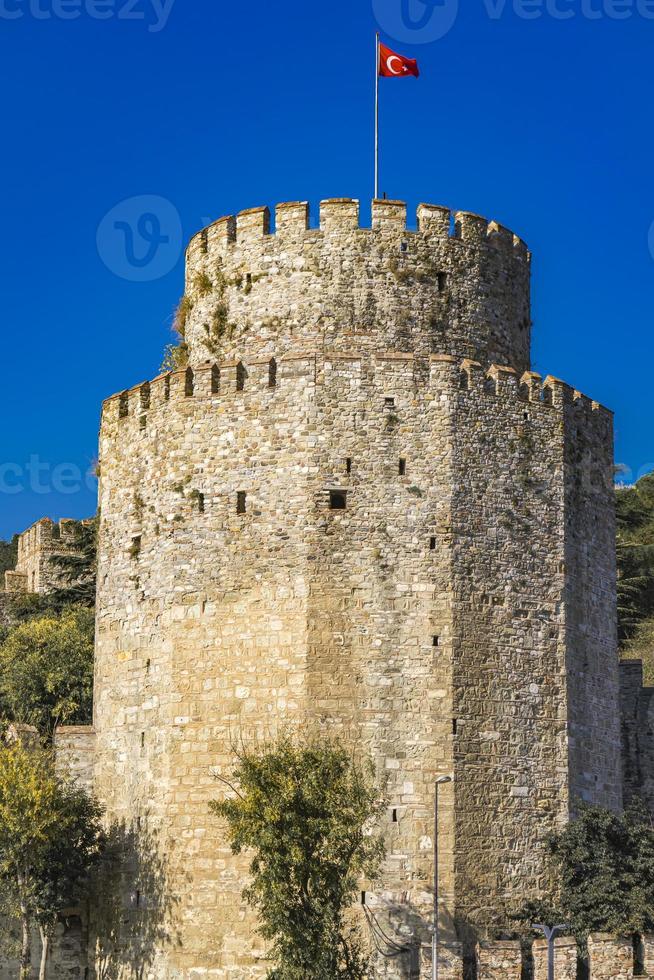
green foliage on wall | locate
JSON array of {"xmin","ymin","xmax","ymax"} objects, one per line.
[
  {"xmin": 516, "ymin": 802, "xmax": 654, "ymax": 944},
  {"xmin": 210, "ymin": 734, "xmax": 386, "ymax": 980},
  {"xmin": 617, "ymin": 472, "xmax": 654, "ymax": 679}
]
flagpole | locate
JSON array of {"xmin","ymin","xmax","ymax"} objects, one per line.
[{"xmin": 375, "ymin": 31, "xmax": 380, "ymax": 200}]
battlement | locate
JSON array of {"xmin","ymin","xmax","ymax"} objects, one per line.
[
  {"xmin": 181, "ymin": 197, "xmax": 533, "ymax": 374},
  {"xmin": 187, "ymin": 199, "xmax": 530, "ymax": 260},
  {"xmin": 102, "ymin": 351, "xmax": 611, "ymax": 425},
  {"xmin": 3, "ymin": 516, "xmax": 89, "ymax": 596}
]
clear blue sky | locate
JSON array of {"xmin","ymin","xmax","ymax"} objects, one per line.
[{"xmin": 0, "ymin": 0, "xmax": 652, "ymax": 540}]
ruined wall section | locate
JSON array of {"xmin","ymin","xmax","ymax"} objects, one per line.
[{"xmin": 184, "ymin": 200, "xmax": 531, "ymax": 374}]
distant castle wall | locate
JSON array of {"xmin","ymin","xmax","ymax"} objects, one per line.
[{"xmin": 2, "ymin": 517, "xmax": 85, "ymax": 596}]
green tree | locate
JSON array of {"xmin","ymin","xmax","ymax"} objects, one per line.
[
  {"xmin": 617, "ymin": 474, "xmax": 654, "ymax": 643},
  {"xmin": 0, "ymin": 607, "xmax": 94, "ymax": 736},
  {"xmin": 48, "ymin": 517, "xmax": 98, "ymax": 610},
  {"xmin": 210, "ymin": 734, "xmax": 386, "ymax": 980},
  {"xmin": 0, "ymin": 739, "xmax": 104, "ymax": 980},
  {"xmin": 515, "ymin": 803, "xmax": 654, "ymax": 943},
  {"xmin": 0, "ymin": 536, "xmax": 18, "ymax": 579}
]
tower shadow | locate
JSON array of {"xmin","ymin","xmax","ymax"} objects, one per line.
[{"xmin": 90, "ymin": 818, "xmax": 180, "ymax": 980}]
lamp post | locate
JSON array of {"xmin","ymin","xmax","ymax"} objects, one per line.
[
  {"xmin": 533, "ymin": 923, "xmax": 569, "ymax": 980},
  {"xmin": 432, "ymin": 775, "xmax": 453, "ymax": 980}
]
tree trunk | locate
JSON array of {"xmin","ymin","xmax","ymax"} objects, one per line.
[
  {"xmin": 38, "ymin": 925, "xmax": 49, "ymax": 980},
  {"xmin": 19, "ymin": 907, "xmax": 31, "ymax": 980}
]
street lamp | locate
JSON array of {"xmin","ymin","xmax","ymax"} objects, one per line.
[
  {"xmin": 433, "ymin": 775, "xmax": 453, "ymax": 980},
  {"xmin": 533, "ymin": 923, "xmax": 569, "ymax": 980}
]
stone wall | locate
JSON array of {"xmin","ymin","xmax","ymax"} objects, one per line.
[
  {"xmin": 0, "ymin": 727, "xmax": 93, "ymax": 980},
  {"xmin": 182, "ymin": 199, "xmax": 532, "ymax": 374},
  {"xmin": 533, "ymin": 936, "xmax": 577, "ymax": 980},
  {"xmin": 620, "ymin": 659, "xmax": 654, "ymax": 812},
  {"xmin": 477, "ymin": 939, "xmax": 522, "ymax": 980},
  {"xmin": 2, "ymin": 517, "xmax": 85, "ymax": 595},
  {"xmin": 0, "ymin": 915, "xmax": 87, "ymax": 980},
  {"xmin": 55, "ymin": 725, "xmax": 96, "ymax": 792},
  {"xmin": 588, "ymin": 933, "xmax": 634, "ymax": 980},
  {"xmin": 94, "ymin": 335, "xmax": 618, "ymax": 976}
]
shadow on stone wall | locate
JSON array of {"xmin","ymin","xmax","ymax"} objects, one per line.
[
  {"xmin": 90, "ymin": 819, "xmax": 180, "ymax": 980},
  {"xmin": 367, "ymin": 898, "xmax": 435, "ymax": 980}
]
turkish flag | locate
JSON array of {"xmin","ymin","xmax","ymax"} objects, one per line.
[{"xmin": 379, "ymin": 43, "xmax": 420, "ymax": 79}]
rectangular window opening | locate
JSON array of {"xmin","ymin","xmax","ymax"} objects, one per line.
[
  {"xmin": 329, "ymin": 490, "xmax": 347, "ymax": 511},
  {"xmin": 399, "ymin": 458, "xmax": 407, "ymax": 476},
  {"xmin": 391, "ymin": 808, "xmax": 398, "ymax": 823},
  {"xmin": 140, "ymin": 732, "xmax": 145, "ymax": 748},
  {"xmin": 384, "ymin": 397, "xmax": 395, "ymax": 409},
  {"xmin": 346, "ymin": 458, "xmax": 352, "ymax": 474},
  {"xmin": 438, "ymin": 272, "xmax": 448, "ymax": 292},
  {"xmin": 430, "ymin": 537, "xmax": 437, "ymax": 550},
  {"xmin": 433, "ymin": 635, "xmax": 440, "ymax": 647},
  {"xmin": 237, "ymin": 491, "xmax": 247, "ymax": 515}
]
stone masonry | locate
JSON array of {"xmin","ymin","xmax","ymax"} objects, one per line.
[
  {"xmin": 2, "ymin": 517, "xmax": 85, "ymax": 595},
  {"xmin": 90, "ymin": 197, "xmax": 622, "ymax": 978}
]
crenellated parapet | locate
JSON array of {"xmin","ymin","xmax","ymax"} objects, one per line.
[
  {"xmin": 102, "ymin": 352, "xmax": 611, "ymax": 430},
  {"xmin": 181, "ymin": 198, "xmax": 532, "ymax": 373}
]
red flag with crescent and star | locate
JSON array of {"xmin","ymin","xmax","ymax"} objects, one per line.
[{"xmin": 379, "ymin": 42, "xmax": 420, "ymax": 79}]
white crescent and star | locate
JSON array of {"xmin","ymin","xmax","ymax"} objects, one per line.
[{"xmin": 386, "ymin": 55, "xmax": 407, "ymax": 75}]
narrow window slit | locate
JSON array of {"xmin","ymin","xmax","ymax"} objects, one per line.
[
  {"xmin": 237, "ymin": 491, "xmax": 247, "ymax": 515},
  {"xmin": 329, "ymin": 490, "xmax": 347, "ymax": 511}
]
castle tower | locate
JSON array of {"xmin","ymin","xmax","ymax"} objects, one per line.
[{"xmin": 93, "ymin": 199, "xmax": 622, "ymax": 977}]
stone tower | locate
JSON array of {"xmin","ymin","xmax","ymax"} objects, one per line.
[{"xmin": 93, "ymin": 198, "xmax": 622, "ymax": 978}]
